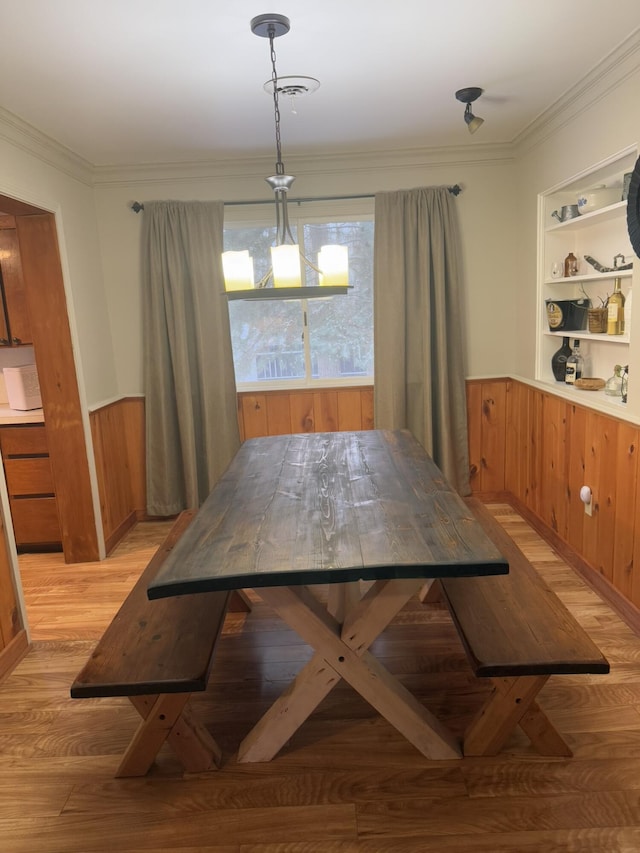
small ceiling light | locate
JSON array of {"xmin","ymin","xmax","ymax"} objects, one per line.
[
  {"xmin": 455, "ymin": 87, "xmax": 484, "ymax": 134},
  {"xmin": 222, "ymin": 14, "xmax": 349, "ymax": 300}
]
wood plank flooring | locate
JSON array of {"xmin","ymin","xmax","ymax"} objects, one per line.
[{"xmin": 2, "ymin": 504, "xmax": 640, "ymax": 851}]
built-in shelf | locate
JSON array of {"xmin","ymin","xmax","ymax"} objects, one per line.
[
  {"xmin": 537, "ymin": 146, "xmax": 637, "ymax": 415},
  {"xmin": 544, "ymin": 270, "xmax": 633, "ymax": 286},
  {"xmin": 544, "ymin": 330, "xmax": 630, "ymax": 345},
  {"xmin": 545, "ymin": 201, "xmax": 628, "ymax": 232}
]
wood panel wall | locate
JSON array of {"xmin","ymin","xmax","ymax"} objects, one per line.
[
  {"xmin": 237, "ymin": 387, "xmax": 374, "ymax": 440},
  {"xmin": 90, "ymin": 398, "xmax": 146, "ymax": 554},
  {"xmin": 89, "ymin": 380, "xmax": 640, "ymax": 626},
  {"xmin": 467, "ymin": 377, "xmax": 640, "ymax": 623},
  {"xmin": 90, "ymin": 387, "xmax": 373, "ymax": 553}
]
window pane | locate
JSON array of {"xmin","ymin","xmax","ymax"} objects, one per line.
[
  {"xmin": 228, "ymin": 298, "xmax": 305, "ymax": 382},
  {"xmin": 224, "ymin": 219, "xmax": 373, "ymax": 386},
  {"xmin": 225, "ymin": 225, "xmax": 305, "ymax": 383},
  {"xmin": 305, "ymin": 221, "xmax": 374, "ymax": 380}
]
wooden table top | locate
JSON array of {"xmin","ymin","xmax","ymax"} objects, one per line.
[{"xmin": 148, "ymin": 430, "xmax": 508, "ymax": 599}]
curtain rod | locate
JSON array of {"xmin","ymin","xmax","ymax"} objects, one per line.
[{"xmin": 130, "ymin": 185, "xmax": 462, "ymax": 213}]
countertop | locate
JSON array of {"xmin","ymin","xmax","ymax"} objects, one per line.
[{"xmin": 0, "ymin": 406, "xmax": 45, "ymax": 425}]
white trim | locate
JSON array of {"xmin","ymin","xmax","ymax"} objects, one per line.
[{"xmin": 0, "ymin": 105, "xmax": 93, "ymax": 186}]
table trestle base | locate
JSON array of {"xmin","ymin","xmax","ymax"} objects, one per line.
[{"xmin": 239, "ymin": 579, "xmax": 462, "ymax": 763}]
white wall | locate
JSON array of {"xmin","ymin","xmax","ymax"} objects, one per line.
[
  {"xmin": 93, "ymin": 147, "xmax": 519, "ymax": 397},
  {"xmin": 0, "ymin": 132, "xmax": 118, "ymax": 409},
  {"xmin": 514, "ymin": 62, "xmax": 640, "ymax": 381}
]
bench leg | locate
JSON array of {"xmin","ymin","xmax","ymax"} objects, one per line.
[
  {"xmin": 116, "ymin": 694, "xmax": 222, "ymax": 777},
  {"xmin": 464, "ymin": 675, "xmax": 552, "ymax": 756},
  {"xmin": 518, "ymin": 699, "xmax": 573, "ymax": 757}
]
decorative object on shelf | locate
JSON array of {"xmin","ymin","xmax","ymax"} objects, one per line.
[
  {"xmin": 584, "ymin": 253, "xmax": 633, "ymax": 273},
  {"xmin": 550, "ymin": 261, "xmax": 562, "ymax": 279},
  {"xmin": 221, "ymin": 13, "xmax": 349, "ymax": 299},
  {"xmin": 551, "ymin": 336, "xmax": 572, "ymax": 382},
  {"xmin": 564, "ymin": 252, "xmax": 579, "ymax": 276},
  {"xmin": 454, "ymin": 87, "xmax": 484, "ymax": 134},
  {"xmin": 575, "ymin": 377, "xmax": 606, "ymax": 391},
  {"xmin": 627, "ymin": 155, "xmax": 640, "ymax": 258},
  {"xmin": 587, "ymin": 301, "xmax": 608, "ymax": 334},
  {"xmin": 552, "ymin": 205, "xmax": 581, "ymax": 223},
  {"xmin": 546, "ymin": 298, "xmax": 590, "ymax": 332},
  {"xmin": 621, "ymin": 364, "xmax": 629, "ymax": 403},
  {"xmin": 607, "ymin": 277, "xmax": 625, "ymax": 335},
  {"xmin": 576, "ymin": 185, "xmax": 620, "ymax": 214},
  {"xmin": 623, "ymin": 172, "xmax": 633, "ymax": 202},
  {"xmin": 604, "ymin": 365, "xmax": 624, "ymax": 396},
  {"xmin": 564, "ymin": 339, "xmax": 584, "ymax": 385}
]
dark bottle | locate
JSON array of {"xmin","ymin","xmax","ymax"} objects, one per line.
[
  {"xmin": 551, "ymin": 336, "xmax": 572, "ymax": 382},
  {"xmin": 564, "ymin": 252, "xmax": 578, "ymax": 277}
]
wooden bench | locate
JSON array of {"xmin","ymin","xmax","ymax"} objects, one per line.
[
  {"xmin": 432, "ymin": 498, "xmax": 609, "ymax": 758},
  {"xmin": 71, "ymin": 511, "xmax": 250, "ymax": 777}
]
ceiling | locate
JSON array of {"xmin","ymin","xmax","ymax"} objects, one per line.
[{"xmin": 1, "ymin": 0, "xmax": 639, "ymax": 168}]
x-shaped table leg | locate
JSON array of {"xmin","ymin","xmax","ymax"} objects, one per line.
[{"xmin": 238, "ymin": 578, "xmax": 461, "ymax": 763}]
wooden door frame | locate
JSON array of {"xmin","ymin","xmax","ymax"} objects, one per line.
[{"xmin": 0, "ymin": 195, "xmax": 101, "ymax": 563}]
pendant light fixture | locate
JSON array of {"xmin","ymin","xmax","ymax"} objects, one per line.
[{"xmin": 223, "ymin": 14, "xmax": 350, "ymax": 300}]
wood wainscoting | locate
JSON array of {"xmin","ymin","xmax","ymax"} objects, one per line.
[
  {"xmin": 467, "ymin": 377, "xmax": 640, "ymax": 628},
  {"xmin": 237, "ymin": 386, "xmax": 374, "ymax": 440},
  {"xmin": 89, "ymin": 398, "xmax": 146, "ymax": 554},
  {"xmin": 89, "ymin": 387, "xmax": 374, "ymax": 554},
  {"xmin": 88, "ymin": 380, "xmax": 640, "ymax": 631}
]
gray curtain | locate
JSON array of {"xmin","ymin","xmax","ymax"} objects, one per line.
[
  {"xmin": 373, "ymin": 186, "xmax": 470, "ymax": 495},
  {"xmin": 141, "ymin": 200, "xmax": 240, "ymax": 516}
]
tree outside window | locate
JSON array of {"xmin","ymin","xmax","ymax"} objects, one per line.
[{"xmin": 224, "ymin": 217, "xmax": 373, "ymax": 388}]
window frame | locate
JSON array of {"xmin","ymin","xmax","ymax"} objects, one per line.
[{"xmin": 224, "ymin": 198, "xmax": 374, "ymax": 392}]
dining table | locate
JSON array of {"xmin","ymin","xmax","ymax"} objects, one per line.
[{"xmin": 147, "ymin": 428, "xmax": 508, "ymax": 762}]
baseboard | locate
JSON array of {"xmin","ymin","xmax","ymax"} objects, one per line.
[
  {"xmin": 507, "ymin": 494, "xmax": 640, "ymax": 635},
  {"xmin": 0, "ymin": 629, "xmax": 29, "ymax": 682},
  {"xmin": 469, "ymin": 490, "xmax": 511, "ymax": 503},
  {"xmin": 104, "ymin": 511, "xmax": 138, "ymax": 556}
]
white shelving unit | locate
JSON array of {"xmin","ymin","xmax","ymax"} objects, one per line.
[{"xmin": 537, "ymin": 147, "xmax": 638, "ymax": 415}]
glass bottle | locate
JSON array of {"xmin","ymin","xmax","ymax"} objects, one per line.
[
  {"xmin": 564, "ymin": 340, "xmax": 584, "ymax": 385},
  {"xmin": 604, "ymin": 364, "xmax": 623, "ymax": 396},
  {"xmin": 551, "ymin": 336, "xmax": 572, "ymax": 382},
  {"xmin": 564, "ymin": 252, "xmax": 578, "ymax": 277},
  {"xmin": 621, "ymin": 365, "xmax": 629, "ymax": 404},
  {"xmin": 607, "ymin": 277, "xmax": 625, "ymax": 335}
]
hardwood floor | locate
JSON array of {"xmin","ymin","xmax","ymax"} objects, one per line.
[{"xmin": 2, "ymin": 505, "xmax": 640, "ymax": 851}]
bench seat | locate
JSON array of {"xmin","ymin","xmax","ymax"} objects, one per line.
[
  {"xmin": 437, "ymin": 498, "xmax": 609, "ymax": 757},
  {"xmin": 71, "ymin": 511, "xmax": 239, "ymax": 777}
]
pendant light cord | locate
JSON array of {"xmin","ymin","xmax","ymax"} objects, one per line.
[{"xmin": 268, "ymin": 25, "xmax": 285, "ymax": 178}]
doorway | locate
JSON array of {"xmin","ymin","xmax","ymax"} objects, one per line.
[{"xmin": 0, "ymin": 192, "xmax": 100, "ymax": 564}]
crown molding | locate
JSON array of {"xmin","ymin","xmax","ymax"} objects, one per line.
[
  {"xmin": 91, "ymin": 143, "xmax": 516, "ymax": 188},
  {"xmin": 514, "ymin": 27, "xmax": 640, "ymax": 155},
  {"xmin": 0, "ymin": 105, "xmax": 94, "ymax": 186}
]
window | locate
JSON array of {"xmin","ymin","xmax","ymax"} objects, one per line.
[{"xmin": 224, "ymin": 206, "xmax": 374, "ymax": 390}]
